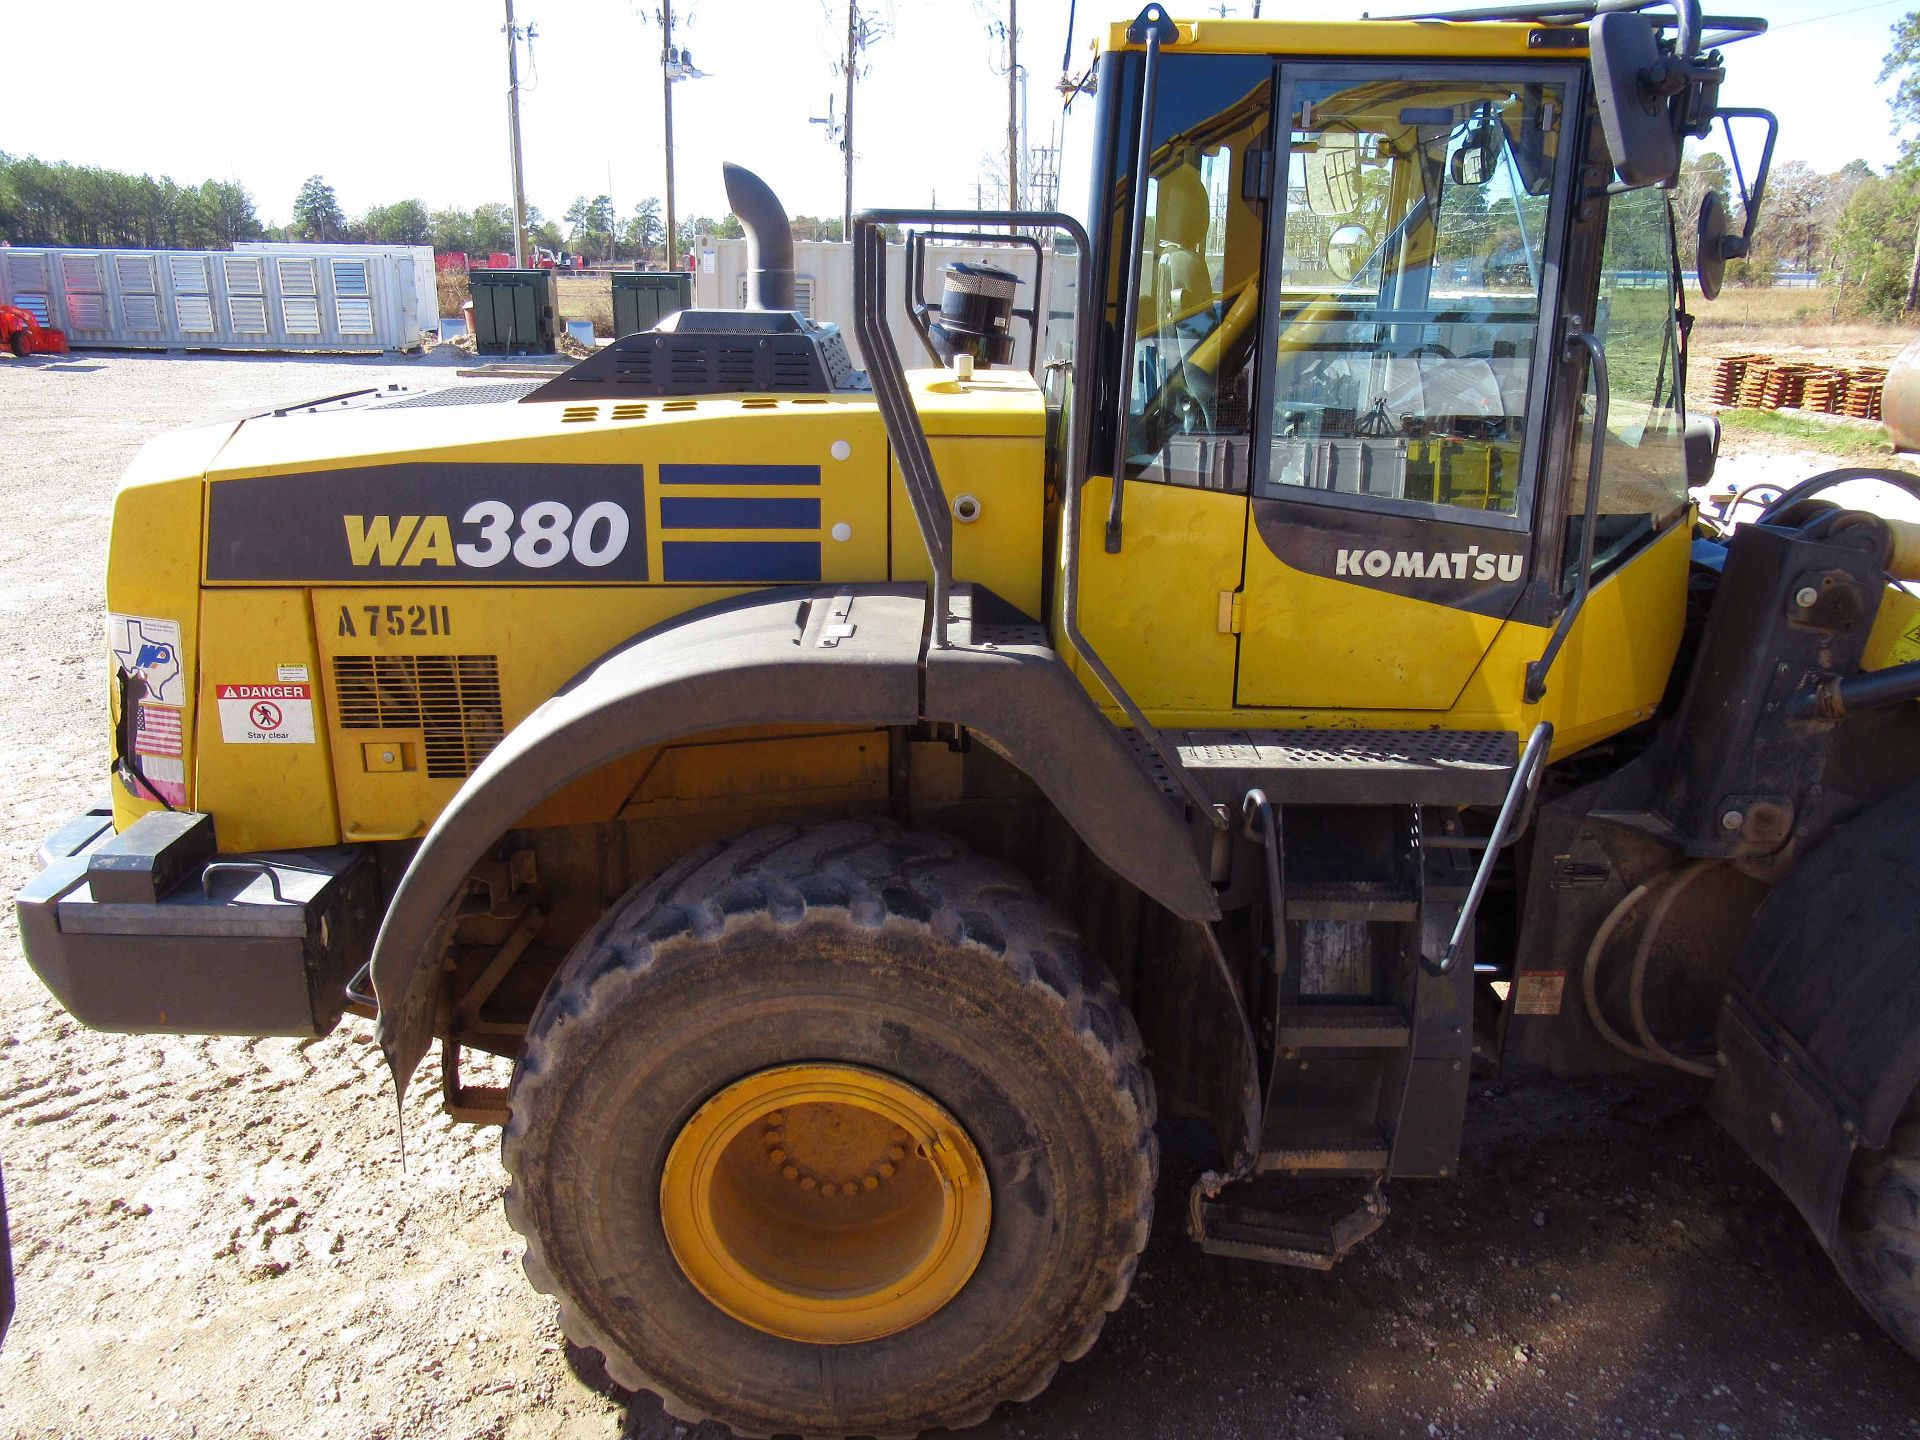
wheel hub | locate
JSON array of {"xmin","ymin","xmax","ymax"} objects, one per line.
[{"xmin": 660, "ymin": 1063, "xmax": 991, "ymax": 1344}]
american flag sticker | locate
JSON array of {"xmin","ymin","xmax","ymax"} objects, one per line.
[{"xmin": 135, "ymin": 702, "xmax": 183, "ymax": 758}]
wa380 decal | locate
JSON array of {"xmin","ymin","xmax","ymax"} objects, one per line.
[
  {"xmin": 205, "ymin": 462, "xmax": 651, "ymax": 582},
  {"xmin": 344, "ymin": 500, "xmax": 632, "ymax": 571}
]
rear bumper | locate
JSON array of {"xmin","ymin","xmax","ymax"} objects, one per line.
[{"xmin": 16, "ymin": 804, "xmax": 379, "ymax": 1038}]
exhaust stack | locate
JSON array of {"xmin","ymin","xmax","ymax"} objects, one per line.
[{"xmin": 722, "ymin": 162, "xmax": 795, "ymax": 312}]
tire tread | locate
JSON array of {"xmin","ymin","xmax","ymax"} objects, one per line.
[{"xmin": 501, "ymin": 818, "xmax": 1156, "ymax": 1438}]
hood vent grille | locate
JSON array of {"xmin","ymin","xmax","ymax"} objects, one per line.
[{"xmin": 331, "ymin": 654, "xmax": 505, "ymax": 779}]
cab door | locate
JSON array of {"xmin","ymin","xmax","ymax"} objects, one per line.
[
  {"xmin": 1074, "ymin": 49, "xmax": 1274, "ymax": 718},
  {"xmin": 1235, "ymin": 65, "xmax": 1577, "ymax": 712}
]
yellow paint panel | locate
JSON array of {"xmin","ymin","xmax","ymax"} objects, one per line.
[
  {"xmin": 192, "ymin": 589, "xmax": 339, "ymax": 851},
  {"xmin": 906, "ymin": 368, "xmax": 1047, "ymax": 439},
  {"xmin": 1236, "ymin": 541, "xmax": 1509, "ymax": 711},
  {"xmin": 616, "ymin": 730, "xmax": 887, "ymax": 821},
  {"xmin": 107, "ymin": 453, "xmax": 223, "ymax": 828},
  {"xmin": 1866, "ymin": 584, "xmax": 1920, "ymax": 670},
  {"xmin": 310, "ymin": 584, "xmax": 749, "ymax": 843},
  {"xmin": 892, "ymin": 435, "xmax": 1046, "ymax": 616},
  {"xmin": 1527, "ymin": 520, "xmax": 1689, "ymax": 755},
  {"xmin": 1065, "ymin": 476, "xmax": 1245, "ymax": 712}
]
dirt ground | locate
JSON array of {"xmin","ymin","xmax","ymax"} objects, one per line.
[{"xmin": 3, "ymin": 352, "xmax": 1920, "ymax": 1440}]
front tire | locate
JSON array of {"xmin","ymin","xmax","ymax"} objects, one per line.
[
  {"xmin": 503, "ymin": 820, "xmax": 1156, "ymax": 1438},
  {"xmin": 1834, "ymin": 1088, "xmax": 1920, "ymax": 1359}
]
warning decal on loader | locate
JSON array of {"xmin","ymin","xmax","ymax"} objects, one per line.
[
  {"xmin": 217, "ymin": 682, "xmax": 316, "ymax": 745},
  {"xmin": 1512, "ymin": 970, "xmax": 1566, "ymax": 1017}
]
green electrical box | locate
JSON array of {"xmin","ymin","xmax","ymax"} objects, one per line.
[
  {"xmin": 612, "ymin": 271, "xmax": 694, "ymax": 337},
  {"xmin": 470, "ymin": 269, "xmax": 559, "ymax": 355}
]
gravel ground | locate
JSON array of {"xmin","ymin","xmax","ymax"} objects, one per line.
[{"xmin": 2, "ymin": 351, "xmax": 1919, "ymax": 1440}]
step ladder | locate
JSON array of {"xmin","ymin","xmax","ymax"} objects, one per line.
[{"xmin": 1190, "ymin": 725, "xmax": 1552, "ymax": 1269}]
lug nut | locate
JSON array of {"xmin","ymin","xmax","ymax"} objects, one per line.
[
  {"xmin": 1720, "ymin": 809, "xmax": 1745, "ymax": 831},
  {"xmin": 1794, "ymin": 586, "xmax": 1819, "ymax": 609}
]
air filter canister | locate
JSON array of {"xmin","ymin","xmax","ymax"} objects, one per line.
[{"xmin": 930, "ymin": 261, "xmax": 1020, "ymax": 368}]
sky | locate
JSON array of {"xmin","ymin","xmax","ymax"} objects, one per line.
[{"xmin": 4, "ymin": 0, "xmax": 1915, "ymax": 234}]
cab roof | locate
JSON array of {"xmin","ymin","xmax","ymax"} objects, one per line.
[{"xmin": 1100, "ymin": 17, "xmax": 1588, "ymax": 58}]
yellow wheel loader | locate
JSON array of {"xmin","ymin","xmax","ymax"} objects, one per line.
[{"xmin": 19, "ymin": 3, "xmax": 1920, "ymax": 1433}]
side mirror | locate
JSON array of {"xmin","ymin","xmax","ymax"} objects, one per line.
[
  {"xmin": 1590, "ymin": 13, "xmax": 1681, "ymax": 187},
  {"xmin": 1695, "ymin": 190, "xmax": 1737, "ymax": 300},
  {"xmin": 1450, "ymin": 122, "xmax": 1500, "ymax": 186}
]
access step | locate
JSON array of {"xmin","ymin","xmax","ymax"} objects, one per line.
[
  {"xmin": 1166, "ymin": 727, "xmax": 1519, "ymax": 807},
  {"xmin": 1275, "ymin": 1004, "xmax": 1412, "ymax": 1050},
  {"xmin": 1282, "ymin": 881, "xmax": 1418, "ymax": 922},
  {"xmin": 1192, "ymin": 1176, "xmax": 1389, "ymax": 1270},
  {"xmin": 1258, "ymin": 1123, "xmax": 1392, "ymax": 1176}
]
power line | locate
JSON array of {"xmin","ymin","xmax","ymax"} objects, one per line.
[{"xmin": 1771, "ymin": 0, "xmax": 1910, "ymax": 31}]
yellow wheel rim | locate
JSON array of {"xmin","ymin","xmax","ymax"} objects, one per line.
[{"xmin": 660, "ymin": 1063, "xmax": 991, "ymax": 1344}]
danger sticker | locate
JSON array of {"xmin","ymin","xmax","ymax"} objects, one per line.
[
  {"xmin": 217, "ymin": 682, "xmax": 315, "ymax": 744},
  {"xmin": 1512, "ymin": 970, "xmax": 1566, "ymax": 1017}
]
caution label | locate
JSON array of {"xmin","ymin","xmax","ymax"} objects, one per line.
[
  {"xmin": 216, "ymin": 682, "xmax": 316, "ymax": 745},
  {"xmin": 1512, "ymin": 970, "xmax": 1566, "ymax": 1017}
]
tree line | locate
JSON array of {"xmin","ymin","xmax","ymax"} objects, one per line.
[{"xmin": 1699, "ymin": 12, "xmax": 1920, "ymax": 319}]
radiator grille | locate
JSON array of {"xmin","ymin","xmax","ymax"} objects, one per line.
[{"xmin": 331, "ymin": 654, "xmax": 504, "ymax": 779}]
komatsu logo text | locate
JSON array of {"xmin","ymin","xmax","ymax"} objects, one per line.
[{"xmin": 1335, "ymin": 547, "xmax": 1524, "ymax": 583}]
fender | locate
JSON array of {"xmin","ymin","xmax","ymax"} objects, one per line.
[
  {"xmin": 1711, "ymin": 779, "xmax": 1920, "ymax": 1246},
  {"xmin": 371, "ymin": 583, "xmax": 1220, "ymax": 1093}
]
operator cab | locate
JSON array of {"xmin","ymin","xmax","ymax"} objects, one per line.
[{"xmin": 1078, "ymin": 11, "xmax": 1740, "ymax": 724}]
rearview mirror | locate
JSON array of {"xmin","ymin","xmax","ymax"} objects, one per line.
[
  {"xmin": 1450, "ymin": 122, "xmax": 1500, "ymax": 186},
  {"xmin": 1326, "ymin": 223, "xmax": 1373, "ymax": 282},
  {"xmin": 1590, "ymin": 13, "xmax": 1681, "ymax": 187}
]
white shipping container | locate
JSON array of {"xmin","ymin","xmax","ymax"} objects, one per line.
[{"xmin": 0, "ymin": 244, "xmax": 434, "ymax": 352}]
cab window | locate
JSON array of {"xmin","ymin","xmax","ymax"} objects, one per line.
[
  {"xmin": 1260, "ymin": 74, "xmax": 1566, "ymax": 522},
  {"xmin": 1106, "ymin": 54, "xmax": 1274, "ymax": 491},
  {"xmin": 1564, "ymin": 183, "xmax": 1689, "ymax": 584}
]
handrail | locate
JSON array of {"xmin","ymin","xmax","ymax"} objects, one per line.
[
  {"xmin": 1105, "ymin": 3, "xmax": 1179, "ymax": 553},
  {"xmin": 850, "ymin": 204, "xmax": 1227, "ymax": 827},
  {"xmin": 851, "ymin": 218, "xmax": 956, "ymax": 647},
  {"xmin": 1525, "ymin": 324, "xmax": 1608, "ymax": 704},
  {"xmin": 1424, "ymin": 721, "xmax": 1554, "ymax": 976}
]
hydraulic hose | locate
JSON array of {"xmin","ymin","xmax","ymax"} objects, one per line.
[
  {"xmin": 1626, "ymin": 860, "xmax": 1718, "ymax": 1079},
  {"xmin": 1579, "ymin": 863, "xmax": 1719, "ymax": 1078}
]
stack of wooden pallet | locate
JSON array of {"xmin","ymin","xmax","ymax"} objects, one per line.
[
  {"xmin": 1707, "ymin": 353, "xmax": 1889, "ymax": 421},
  {"xmin": 1710, "ymin": 354, "xmax": 1769, "ymax": 406},
  {"xmin": 1800, "ymin": 369, "xmax": 1850, "ymax": 413},
  {"xmin": 1843, "ymin": 368, "xmax": 1887, "ymax": 420}
]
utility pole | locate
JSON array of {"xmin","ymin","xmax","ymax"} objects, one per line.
[
  {"xmin": 843, "ymin": 1, "xmax": 858, "ymax": 241},
  {"xmin": 503, "ymin": 0, "xmax": 530, "ymax": 266},
  {"xmin": 1005, "ymin": 0, "xmax": 1020, "ymax": 213},
  {"xmin": 661, "ymin": 0, "xmax": 679, "ymax": 272}
]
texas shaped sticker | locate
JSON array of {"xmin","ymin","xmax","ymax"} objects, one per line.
[{"xmin": 109, "ymin": 613, "xmax": 183, "ymax": 704}]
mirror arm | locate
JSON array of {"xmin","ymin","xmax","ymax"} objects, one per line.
[
  {"xmin": 1713, "ymin": 106, "xmax": 1777, "ymax": 254},
  {"xmin": 1525, "ymin": 324, "xmax": 1609, "ymax": 705},
  {"xmin": 1106, "ymin": 4, "xmax": 1178, "ymax": 554}
]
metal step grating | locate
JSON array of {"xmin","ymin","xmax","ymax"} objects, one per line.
[{"xmin": 1169, "ymin": 727, "xmax": 1518, "ymax": 806}]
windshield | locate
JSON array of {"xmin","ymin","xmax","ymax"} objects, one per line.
[{"xmin": 1260, "ymin": 75, "xmax": 1565, "ymax": 518}]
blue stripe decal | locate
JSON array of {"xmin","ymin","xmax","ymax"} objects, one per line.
[
  {"xmin": 660, "ymin": 496, "xmax": 821, "ymax": 530},
  {"xmin": 662, "ymin": 540, "xmax": 822, "ymax": 582},
  {"xmin": 659, "ymin": 463, "xmax": 820, "ymax": 487}
]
